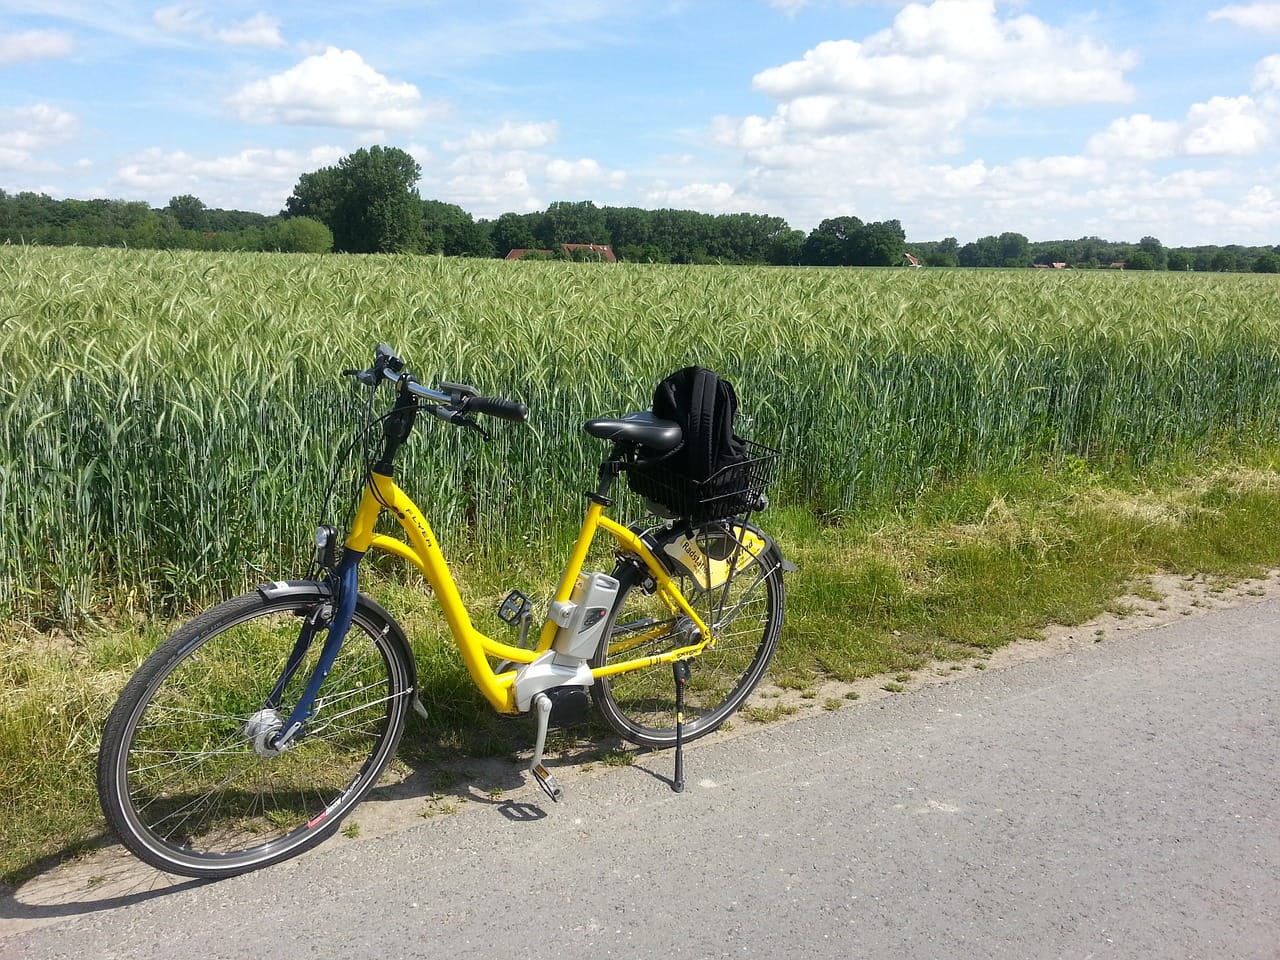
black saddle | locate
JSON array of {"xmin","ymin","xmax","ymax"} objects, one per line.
[{"xmin": 583, "ymin": 411, "xmax": 682, "ymax": 452}]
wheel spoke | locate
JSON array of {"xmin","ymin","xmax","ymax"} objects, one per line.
[
  {"xmin": 98, "ymin": 591, "xmax": 410, "ymax": 877},
  {"xmin": 592, "ymin": 522, "xmax": 783, "ymax": 747}
]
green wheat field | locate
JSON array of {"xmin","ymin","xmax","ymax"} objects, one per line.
[
  {"xmin": 5, "ymin": 245, "xmax": 1280, "ymax": 627},
  {"xmin": 6, "ymin": 244, "xmax": 1280, "ymax": 882}
]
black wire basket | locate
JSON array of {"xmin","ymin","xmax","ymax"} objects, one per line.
[{"xmin": 627, "ymin": 439, "xmax": 781, "ymax": 521}]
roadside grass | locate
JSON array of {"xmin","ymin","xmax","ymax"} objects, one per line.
[
  {"xmin": 5, "ymin": 450, "xmax": 1280, "ymax": 884},
  {"xmin": 772, "ymin": 450, "xmax": 1280, "ymax": 690}
]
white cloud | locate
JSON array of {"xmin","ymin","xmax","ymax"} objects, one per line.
[
  {"xmin": 153, "ymin": 6, "xmax": 204, "ymax": 36},
  {"xmin": 1087, "ymin": 114, "xmax": 1184, "ymax": 160},
  {"xmin": 112, "ymin": 144, "xmax": 344, "ymax": 210},
  {"xmin": 426, "ymin": 126, "xmax": 626, "ymax": 216},
  {"xmin": 154, "ymin": 6, "xmax": 285, "ymax": 48},
  {"xmin": 216, "ymin": 13, "xmax": 286, "ymax": 48},
  {"xmin": 722, "ymin": 0, "xmax": 1136, "ymax": 166},
  {"xmin": 928, "ymin": 159, "xmax": 989, "ymax": 193},
  {"xmin": 1089, "ymin": 94, "xmax": 1271, "ymax": 161},
  {"xmin": 0, "ymin": 104, "xmax": 79, "ymax": 170},
  {"xmin": 752, "ymin": 2, "xmax": 1134, "ymax": 107},
  {"xmin": 1208, "ymin": 3, "xmax": 1280, "ymax": 32},
  {"xmin": 764, "ymin": 0, "xmax": 813, "ymax": 12},
  {"xmin": 440, "ymin": 169, "xmax": 541, "ymax": 217},
  {"xmin": 1003, "ymin": 154, "xmax": 1109, "ymax": 183},
  {"xmin": 645, "ymin": 181, "xmax": 741, "ymax": 213},
  {"xmin": 229, "ymin": 48, "xmax": 434, "ymax": 129},
  {"xmin": 445, "ymin": 121, "xmax": 559, "ymax": 152},
  {"xmin": 1198, "ymin": 184, "xmax": 1280, "ymax": 232},
  {"xmin": 0, "ymin": 29, "xmax": 74, "ymax": 65},
  {"xmin": 1253, "ymin": 54, "xmax": 1280, "ymax": 109},
  {"xmin": 545, "ymin": 157, "xmax": 627, "ymax": 188},
  {"xmin": 116, "ymin": 145, "xmax": 343, "ymax": 188},
  {"xmin": 1184, "ymin": 96, "xmax": 1269, "ymax": 155},
  {"xmin": 865, "ymin": 157, "xmax": 1252, "ymax": 244}
]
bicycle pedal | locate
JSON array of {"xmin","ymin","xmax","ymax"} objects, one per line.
[
  {"xmin": 531, "ymin": 763, "xmax": 563, "ymax": 802},
  {"xmin": 497, "ymin": 590, "xmax": 533, "ymax": 626}
]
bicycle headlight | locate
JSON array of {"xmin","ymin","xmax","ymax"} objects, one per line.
[{"xmin": 314, "ymin": 524, "xmax": 338, "ymax": 570}]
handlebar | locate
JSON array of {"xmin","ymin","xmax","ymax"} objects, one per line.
[
  {"xmin": 467, "ymin": 395, "xmax": 530, "ymax": 422},
  {"xmin": 344, "ymin": 344, "xmax": 529, "ymax": 425}
]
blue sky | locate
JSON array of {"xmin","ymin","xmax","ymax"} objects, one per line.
[{"xmin": 2, "ymin": 1, "xmax": 1278, "ymax": 246}]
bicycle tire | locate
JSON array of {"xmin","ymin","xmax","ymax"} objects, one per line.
[
  {"xmin": 97, "ymin": 586, "xmax": 413, "ymax": 878},
  {"xmin": 590, "ymin": 520, "xmax": 784, "ymax": 748}
]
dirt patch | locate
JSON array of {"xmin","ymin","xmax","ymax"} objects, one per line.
[{"xmin": 754, "ymin": 568, "xmax": 1280, "ymax": 713}]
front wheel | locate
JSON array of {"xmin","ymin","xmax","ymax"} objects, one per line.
[
  {"xmin": 97, "ymin": 586, "xmax": 413, "ymax": 878},
  {"xmin": 591, "ymin": 520, "xmax": 784, "ymax": 748}
]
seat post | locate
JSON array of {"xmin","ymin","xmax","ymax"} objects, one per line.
[{"xmin": 588, "ymin": 444, "xmax": 626, "ymax": 505}]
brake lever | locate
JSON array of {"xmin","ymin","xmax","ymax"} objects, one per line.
[
  {"xmin": 424, "ymin": 404, "xmax": 492, "ymax": 440},
  {"xmin": 461, "ymin": 417, "xmax": 493, "ymax": 441}
]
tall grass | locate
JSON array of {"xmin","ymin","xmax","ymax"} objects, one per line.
[{"xmin": 3, "ymin": 245, "xmax": 1280, "ymax": 625}]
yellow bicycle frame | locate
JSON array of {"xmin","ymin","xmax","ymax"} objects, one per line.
[{"xmin": 343, "ymin": 471, "xmax": 712, "ymax": 714}]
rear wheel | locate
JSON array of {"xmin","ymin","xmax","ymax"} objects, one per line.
[
  {"xmin": 97, "ymin": 587, "xmax": 413, "ymax": 878},
  {"xmin": 590, "ymin": 520, "xmax": 784, "ymax": 748}
]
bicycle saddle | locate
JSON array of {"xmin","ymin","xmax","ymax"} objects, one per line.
[{"xmin": 583, "ymin": 411, "xmax": 682, "ymax": 452}]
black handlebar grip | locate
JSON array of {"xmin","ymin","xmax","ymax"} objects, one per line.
[{"xmin": 469, "ymin": 396, "xmax": 530, "ymax": 422}]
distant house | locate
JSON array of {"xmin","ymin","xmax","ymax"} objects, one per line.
[
  {"xmin": 1108, "ymin": 261, "xmax": 1126, "ymax": 269},
  {"xmin": 505, "ymin": 243, "xmax": 617, "ymax": 262}
]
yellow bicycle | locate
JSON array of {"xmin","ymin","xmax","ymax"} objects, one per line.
[{"xmin": 97, "ymin": 344, "xmax": 791, "ymax": 878}]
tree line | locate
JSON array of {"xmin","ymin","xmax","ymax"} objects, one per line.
[{"xmin": 4, "ymin": 145, "xmax": 1278, "ymax": 272}]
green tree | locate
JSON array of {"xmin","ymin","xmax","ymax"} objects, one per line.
[
  {"xmin": 166, "ymin": 194, "xmax": 208, "ymax": 231},
  {"xmin": 1253, "ymin": 252, "xmax": 1280, "ymax": 273},
  {"xmin": 1126, "ymin": 250, "xmax": 1157, "ymax": 270},
  {"xmin": 768, "ymin": 229, "xmax": 806, "ymax": 265},
  {"xmin": 708, "ymin": 212, "xmax": 789, "ymax": 263},
  {"xmin": 263, "ymin": 217, "xmax": 333, "ymax": 253},
  {"xmin": 422, "ymin": 199, "xmax": 492, "ymax": 256},
  {"xmin": 801, "ymin": 216, "xmax": 862, "ymax": 265},
  {"xmin": 285, "ymin": 166, "xmax": 342, "ymax": 225},
  {"xmin": 1138, "ymin": 235, "xmax": 1167, "ymax": 269},
  {"xmin": 490, "ymin": 212, "xmax": 539, "ymax": 256},
  {"xmin": 617, "ymin": 243, "xmax": 668, "ymax": 263},
  {"xmin": 1210, "ymin": 249, "xmax": 1236, "ymax": 272},
  {"xmin": 538, "ymin": 200, "xmax": 609, "ymax": 247},
  {"xmin": 998, "ymin": 232, "xmax": 1031, "ymax": 267},
  {"xmin": 959, "ymin": 235, "xmax": 1000, "ymax": 267},
  {"xmin": 923, "ymin": 237, "xmax": 959, "ymax": 267},
  {"xmin": 285, "ymin": 146, "xmax": 424, "ymax": 254},
  {"xmin": 853, "ymin": 220, "xmax": 906, "ymax": 266},
  {"xmin": 648, "ymin": 208, "xmax": 710, "ymax": 263}
]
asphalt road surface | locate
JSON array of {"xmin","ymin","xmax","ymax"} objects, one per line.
[{"xmin": 4, "ymin": 597, "xmax": 1278, "ymax": 960}]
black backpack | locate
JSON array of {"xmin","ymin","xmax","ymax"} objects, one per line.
[{"xmin": 627, "ymin": 366, "xmax": 752, "ymax": 519}]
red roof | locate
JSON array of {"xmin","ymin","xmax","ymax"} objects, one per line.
[{"xmin": 505, "ymin": 244, "xmax": 616, "ymax": 262}]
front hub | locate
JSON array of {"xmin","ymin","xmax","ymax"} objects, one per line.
[{"xmin": 243, "ymin": 708, "xmax": 287, "ymax": 757}]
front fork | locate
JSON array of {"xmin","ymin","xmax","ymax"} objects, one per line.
[{"xmin": 263, "ymin": 547, "xmax": 364, "ymax": 752}]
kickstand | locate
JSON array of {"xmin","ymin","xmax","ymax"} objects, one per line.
[{"xmin": 672, "ymin": 659, "xmax": 690, "ymax": 793}]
